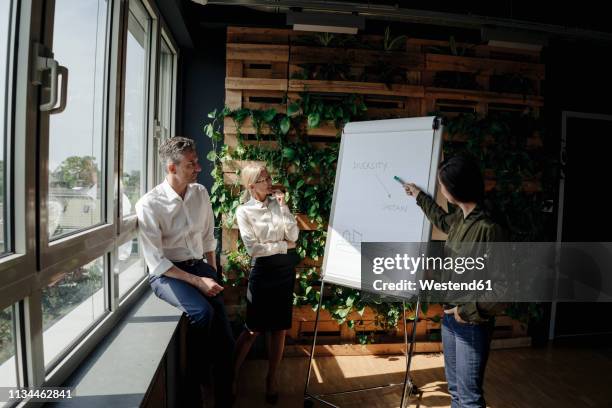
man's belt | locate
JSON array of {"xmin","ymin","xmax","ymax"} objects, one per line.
[{"xmin": 174, "ymin": 258, "xmax": 203, "ymax": 267}]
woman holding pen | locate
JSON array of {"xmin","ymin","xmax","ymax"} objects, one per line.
[{"xmin": 403, "ymin": 154, "xmax": 506, "ymax": 408}]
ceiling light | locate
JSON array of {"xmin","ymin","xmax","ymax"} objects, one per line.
[{"xmin": 287, "ymin": 10, "xmax": 365, "ymax": 34}]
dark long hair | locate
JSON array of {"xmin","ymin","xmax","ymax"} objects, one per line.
[
  {"xmin": 438, "ymin": 154, "xmax": 506, "ymax": 227},
  {"xmin": 438, "ymin": 154, "xmax": 485, "ymax": 204}
]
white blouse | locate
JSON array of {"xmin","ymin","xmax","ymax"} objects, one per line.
[{"xmin": 235, "ymin": 196, "xmax": 299, "ymax": 258}]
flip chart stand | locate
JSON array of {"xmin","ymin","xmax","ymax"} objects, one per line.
[{"xmin": 303, "ymin": 280, "xmax": 423, "ymax": 408}]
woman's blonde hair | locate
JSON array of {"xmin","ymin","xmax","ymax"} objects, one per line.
[{"xmin": 240, "ymin": 164, "xmax": 267, "ymax": 203}]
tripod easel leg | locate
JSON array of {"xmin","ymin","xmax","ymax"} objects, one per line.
[
  {"xmin": 303, "ymin": 284, "xmax": 422, "ymax": 407},
  {"xmin": 304, "ymin": 281, "xmax": 326, "ymax": 407},
  {"xmin": 400, "ymin": 297, "xmax": 422, "ymax": 407}
]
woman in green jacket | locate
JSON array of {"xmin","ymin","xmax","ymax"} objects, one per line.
[{"xmin": 404, "ymin": 154, "xmax": 505, "ymax": 408}]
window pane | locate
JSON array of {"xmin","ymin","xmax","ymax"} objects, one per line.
[
  {"xmin": 0, "ymin": 0, "xmax": 12, "ymax": 253},
  {"xmin": 117, "ymin": 236, "xmax": 146, "ymax": 298},
  {"xmin": 42, "ymin": 257, "xmax": 105, "ymax": 368},
  {"xmin": 122, "ymin": 1, "xmax": 150, "ymax": 212},
  {"xmin": 155, "ymin": 38, "xmax": 174, "ymax": 183},
  {"xmin": 0, "ymin": 306, "xmax": 17, "ymax": 392},
  {"xmin": 48, "ymin": 0, "xmax": 109, "ymax": 239}
]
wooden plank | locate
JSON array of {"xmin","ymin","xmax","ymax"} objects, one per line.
[
  {"xmin": 296, "ymin": 214, "xmax": 324, "ymax": 231},
  {"xmin": 224, "ymin": 116, "xmax": 341, "ymax": 138},
  {"xmin": 224, "ymin": 116, "xmax": 274, "ymax": 135},
  {"xmin": 224, "ymin": 90, "xmax": 242, "ymax": 110},
  {"xmin": 243, "ymin": 67, "xmax": 278, "ymax": 79},
  {"xmin": 224, "ymin": 133, "xmax": 277, "ymax": 149},
  {"xmin": 226, "ymin": 60, "xmax": 243, "ymax": 77},
  {"xmin": 227, "ymin": 27, "xmax": 290, "ymax": 44},
  {"xmin": 425, "ymin": 87, "xmax": 544, "ymax": 107},
  {"xmin": 221, "ymin": 228, "xmax": 240, "ymax": 253},
  {"xmin": 289, "ymin": 45, "xmax": 423, "ymax": 69},
  {"xmin": 289, "ymin": 79, "xmax": 425, "ymax": 97},
  {"xmin": 408, "ymin": 38, "xmax": 542, "ymax": 61},
  {"xmin": 425, "ymin": 53, "xmax": 545, "ymax": 79},
  {"xmin": 304, "ymin": 121, "xmax": 341, "ymax": 137},
  {"xmin": 225, "ymin": 77, "xmax": 288, "ymax": 91},
  {"xmin": 222, "ymin": 173, "xmax": 288, "ymax": 188},
  {"xmin": 242, "ymin": 90, "xmax": 287, "ymax": 112},
  {"xmin": 226, "ymin": 43, "xmax": 289, "ymax": 62},
  {"xmin": 444, "ymin": 132, "xmax": 544, "ymax": 148}
]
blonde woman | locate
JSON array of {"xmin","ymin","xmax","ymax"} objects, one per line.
[{"xmin": 233, "ymin": 164, "xmax": 299, "ymax": 404}]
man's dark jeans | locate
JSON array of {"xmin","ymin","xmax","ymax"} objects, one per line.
[{"xmin": 150, "ymin": 260, "xmax": 235, "ymax": 407}]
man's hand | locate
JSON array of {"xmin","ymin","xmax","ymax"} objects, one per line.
[
  {"xmin": 195, "ymin": 276, "xmax": 224, "ymax": 297},
  {"xmin": 163, "ymin": 265, "xmax": 224, "ymax": 297},
  {"xmin": 286, "ymin": 241, "xmax": 296, "ymax": 249}
]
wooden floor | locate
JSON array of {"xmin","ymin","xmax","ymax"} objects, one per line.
[{"xmin": 224, "ymin": 344, "xmax": 612, "ymax": 408}]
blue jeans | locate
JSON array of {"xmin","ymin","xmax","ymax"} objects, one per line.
[
  {"xmin": 442, "ymin": 313, "xmax": 493, "ymax": 408},
  {"xmin": 149, "ymin": 260, "xmax": 235, "ymax": 407}
]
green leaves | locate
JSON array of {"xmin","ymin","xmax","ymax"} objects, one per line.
[
  {"xmin": 233, "ymin": 108, "xmax": 250, "ymax": 124},
  {"xmin": 282, "ymin": 147, "xmax": 296, "ymax": 160},
  {"xmin": 262, "ymin": 108, "xmax": 277, "ymax": 123},
  {"xmin": 307, "ymin": 112, "xmax": 321, "ymax": 128},
  {"xmin": 206, "ymin": 150, "xmax": 217, "ymax": 162},
  {"xmin": 287, "ymin": 102, "xmax": 300, "ymax": 117},
  {"xmin": 383, "ymin": 26, "xmax": 407, "ymax": 52},
  {"xmin": 280, "ymin": 116, "xmax": 291, "ymax": 135}
]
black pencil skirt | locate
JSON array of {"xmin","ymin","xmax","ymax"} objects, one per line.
[{"xmin": 245, "ymin": 249, "xmax": 300, "ymax": 332}]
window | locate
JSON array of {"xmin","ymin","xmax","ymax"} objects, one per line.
[
  {"xmin": 42, "ymin": 256, "xmax": 105, "ymax": 368},
  {"xmin": 122, "ymin": 0, "xmax": 151, "ymax": 215},
  {"xmin": 116, "ymin": 236, "xmax": 146, "ymax": 298},
  {"xmin": 47, "ymin": 0, "xmax": 109, "ymax": 239},
  {"xmin": 0, "ymin": 0, "xmax": 12, "ymax": 253},
  {"xmin": 0, "ymin": 306, "xmax": 17, "ymax": 389},
  {"xmin": 155, "ymin": 36, "xmax": 175, "ymax": 183},
  {"xmin": 0, "ymin": 0, "xmax": 180, "ymax": 393}
]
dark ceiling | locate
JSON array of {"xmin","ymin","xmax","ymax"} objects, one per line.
[{"xmin": 158, "ymin": 0, "xmax": 612, "ymax": 50}]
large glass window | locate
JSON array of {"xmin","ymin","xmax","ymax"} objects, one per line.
[
  {"xmin": 0, "ymin": 306, "xmax": 17, "ymax": 391},
  {"xmin": 42, "ymin": 256, "xmax": 105, "ymax": 368},
  {"xmin": 116, "ymin": 236, "xmax": 146, "ymax": 298},
  {"xmin": 122, "ymin": 0, "xmax": 151, "ymax": 213},
  {"xmin": 47, "ymin": 0, "xmax": 109, "ymax": 239},
  {"xmin": 0, "ymin": 0, "xmax": 12, "ymax": 253},
  {"xmin": 154, "ymin": 37, "xmax": 174, "ymax": 183}
]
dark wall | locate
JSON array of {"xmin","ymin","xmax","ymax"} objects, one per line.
[
  {"xmin": 544, "ymin": 38, "xmax": 612, "ymax": 338},
  {"xmin": 176, "ymin": 29, "xmax": 226, "ymax": 191}
]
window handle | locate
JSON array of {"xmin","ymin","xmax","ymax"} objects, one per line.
[
  {"xmin": 37, "ymin": 55, "xmax": 58, "ymax": 111},
  {"xmin": 33, "ymin": 43, "xmax": 68, "ymax": 113},
  {"xmin": 49, "ymin": 65, "xmax": 68, "ymax": 114}
]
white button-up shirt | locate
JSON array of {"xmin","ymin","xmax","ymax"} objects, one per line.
[
  {"xmin": 135, "ymin": 179, "xmax": 217, "ymax": 276},
  {"xmin": 235, "ymin": 196, "xmax": 299, "ymax": 258}
]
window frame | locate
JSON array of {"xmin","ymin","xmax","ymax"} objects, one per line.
[
  {"xmin": 0, "ymin": 0, "xmax": 181, "ymax": 397},
  {"xmin": 153, "ymin": 27, "xmax": 178, "ymax": 185},
  {"xmin": 37, "ymin": 0, "xmax": 116, "ymax": 274},
  {"xmin": 119, "ymin": 0, "xmax": 156, "ymax": 233},
  {"xmin": 0, "ymin": 0, "xmax": 39, "ymax": 308}
]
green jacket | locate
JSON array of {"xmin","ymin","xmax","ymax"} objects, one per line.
[{"xmin": 416, "ymin": 191, "xmax": 508, "ymax": 324}]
